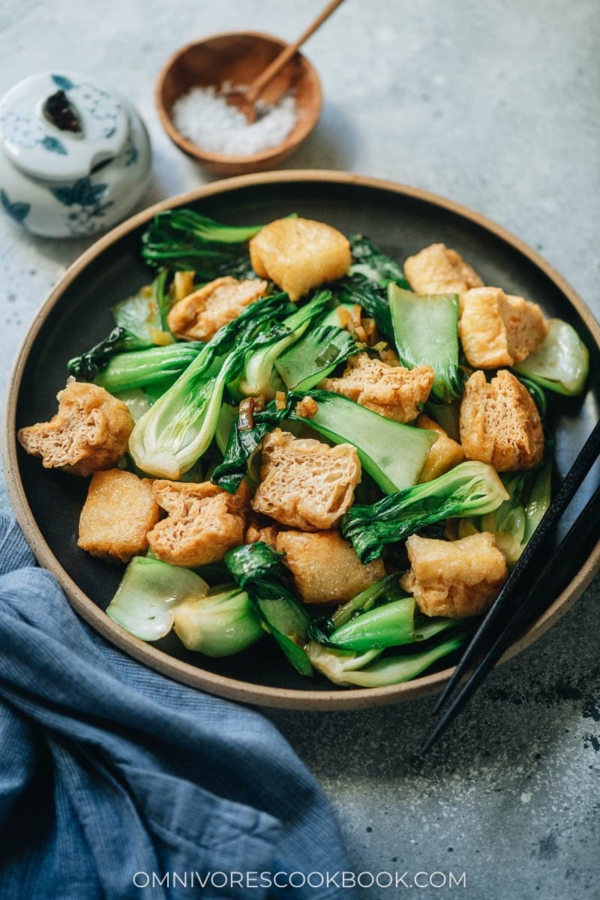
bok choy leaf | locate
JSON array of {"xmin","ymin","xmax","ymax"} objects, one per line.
[
  {"xmin": 94, "ymin": 342, "xmax": 203, "ymax": 393},
  {"xmin": 211, "ymin": 394, "xmax": 295, "ymax": 493},
  {"xmin": 236, "ymin": 291, "xmax": 331, "ymax": 399},
  {"xmin": 274, "ymin": 324, "xmax": 358, "ymax": 391},
  {"xmin": 318, "ymin": 631, "xmax": 470, "ymax": 688},
  {"xmin": 225, "ymin": 542, "xmax": 312, "ymax": 676},
  {"xmin": 389, "ymin": 284, "xmax": 464, "ymax": 402},
  {"xmin": 513, "ymin": 318, "xmax": 589, "ymax": 395},
  {"xmin": 106, "ymin": 557, "xmax": 209, "ymax": 641},
  {"xmin": 342, "ymin": 461, "xmax": 509, "ymax": 563},
  {"xmin": 141, "ymin": 209, "xmax": 264, "ymax": 278},
  {"xmin": 335, "ymin": 235, "xmax": 410, "ymax": 341},
  {"xmin": 293, "ymin": 390, "xmax": 438, "ymax": 493}
]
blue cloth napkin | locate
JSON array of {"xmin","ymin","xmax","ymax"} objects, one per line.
[{"xmin": 0, "ymin": 514, "xmax": 358, "ymax": 900}]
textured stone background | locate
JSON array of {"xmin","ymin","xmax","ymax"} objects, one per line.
[{"xmin": 0, "ymin": 1, "xmax": 598, "ymax": 896}]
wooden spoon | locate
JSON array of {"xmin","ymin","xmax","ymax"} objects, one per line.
[{"xmin": 225, "ymin": 0, "xmax": 345, "ymax": 123}]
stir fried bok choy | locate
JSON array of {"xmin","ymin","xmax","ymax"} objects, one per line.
[
  {"xmin": 342, "ymin": 461, "xmax": 509, "ymax": 563},
  {"xmin": 128, "ymin": 293, "xmax": 295, "ymax": 479}
]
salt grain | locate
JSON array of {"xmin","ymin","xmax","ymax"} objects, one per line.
[{"xmin": 172, "ymin": 83, "xmax": 297, "ymax": 156}]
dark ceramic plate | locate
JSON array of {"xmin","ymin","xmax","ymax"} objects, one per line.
[{"xmin": 4, "ymin": 171, "xmax": 600, "ymax": 709}]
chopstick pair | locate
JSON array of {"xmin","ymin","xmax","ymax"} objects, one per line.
[{"xmin": 421, "ymin": 418, "xmax": 600, "ymax": 754}]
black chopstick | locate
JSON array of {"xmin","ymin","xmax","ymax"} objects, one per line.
[
  {"xmin": 421, "ymin": 478, "xmax": 600, "ymax": 753},
  {"xmin": 434, "ymin": 418, "xmax": 600, "ymax": 715}
]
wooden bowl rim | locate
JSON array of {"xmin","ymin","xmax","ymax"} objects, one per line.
[
  {"xmin": 4, "ymin": 169, "xmax": 600, "ymax": 710},
  {"xmin": 155, "ymin": 31, "xmax": 323, "ymax": 166}
]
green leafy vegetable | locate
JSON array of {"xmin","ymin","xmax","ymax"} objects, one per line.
[
  {"xmin": 294, "ymin": 390, "xmax": 438, "ymax": 493},
  {"xmin": 312, "ymin": 573, "xmax": 405, "ymax": 634},
  {"xmin": 225, "ymin": 542, "xmax": 312, "ymax": 676},
  {"xmin": 513, "ymin": 318, "xmax": 589, "ymax": 395},
  {"xmin": 128, "ymin": 294, "xmax": 294, "ymax": 479},
  {"xmin": 212, "ymin": 394, "xmax": 294, "ymax": 493},
  {"xmin": 141, "ymin": 209, "xmax": 264, "ymax": 277},
  {"xmin": 94, "ymin": 342, "xmax": 203, "ymax": 393},
  {"xmin": 342, "ymin": 461, "xmax": 509, "ymax": 563},
  {"xmin": 112, "ymin": 279, "xmax": 170, "ymax": 347},
  {"xmin": 275, "ymin": 324, "xmax": 358, "ymax": 391},
  {"xmin": 335, "ymin": 235, "xmax": 410, "ymax": 341},
  {"xmin": 389, "ymin": 284, "xmax": 464, "ymax": 402},
  {"xmin": 106, "ymin": 557, "xmax": 208, "ymax": 641},
  {"xmin": 173, "ymin": 588, "xmax": 264, "ymax": 657},
  {"xmin": 237, "ymin": 291, "xmax": 331, "ymax": 399},
  {"xmin": 458, "ymin": 458, "xmax": 553, "ymax": 563},
  {"xmin": 324, "ymin": 597, "xmax": 417, "ymax": 652},
  {"xmin": 67, "ymin": 326, "xmax": 138, "ymax": 380},
  {"xmin": 348, "ymin": 234, "xmax": 410, "ymax": 288},
  {"xmin": 316, "ymin": 632, "xmax": 470, "ymax": 688}
]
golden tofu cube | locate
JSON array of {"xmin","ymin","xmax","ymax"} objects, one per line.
[
  {"xmin": 167, "ymin": 276, "xmax": 267, "ymax": 342},
  {"xmin": 78, "ymin": 469, "xmax": 160, "ymax": 564},
  {"xmin": 459, "ymin": 287, "xmax": 547, "ymax": 368},
  {"xmin": 460, "ymin": 369, "xmax": 544, "ymax": 471},
  {"xmin": 276, "ymin": 530, "xmax": 386, "ymax": 604},
  {"xmin": 416, "ymin": 414, "xmax": 465, "ymax": 482},
  {"xmin": 400, "ymin": 532, "xmax": 507, "ymax": 618},
  {"xmin": 249, "ymin": 218, "xmax": 351, "ymax": 302},
  {"xmin": 148, "ymin": 481, "xmax": 250, "ymax": 568},
  {"xmin": 404, "ymin": 243, "xmax": 483, "ymax": 295},
  {"xmin": 252, "ymin": 429, "xmax": 361, "ymax": 531},
  {"xmin": 18, "ymin": 381, "xmax": 133, "ymax": 478},
  {"xmin": 321, "ymin": 352, "xmax": 434, "ymax": 423}
]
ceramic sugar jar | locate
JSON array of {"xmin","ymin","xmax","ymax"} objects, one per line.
[{"xmin": 0, "ymin": 71, "xmax": 152, "ymax": 238}]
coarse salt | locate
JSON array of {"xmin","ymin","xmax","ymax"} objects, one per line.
[{"xmin": 172, "ymin": 83, "xmax": 297, "ymax": 156}]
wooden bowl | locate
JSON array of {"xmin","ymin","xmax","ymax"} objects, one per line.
[{"xmin": 156, "ymin": 32, "xmax": 323, "ymax": 176}]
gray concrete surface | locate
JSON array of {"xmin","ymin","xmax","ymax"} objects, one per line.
[{"xmin": 1, "ymin": 1, "xmax": 599, "ymax": 897}]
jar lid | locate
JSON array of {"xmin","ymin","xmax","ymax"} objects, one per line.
[{"xmin": 0, "ymin": 71, "xmax": 129, "ymax": 182}]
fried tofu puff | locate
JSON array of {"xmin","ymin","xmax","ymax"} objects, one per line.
[
  {"xmin": 459, "ymin": 287, "xmax": 547, "ymax": 368},
  {"xmin": 320, "ymin": 352, "xmax": 434, "ymax": 423},
  {"xmin": 415, "ymin": 414, "xmax": 465, "ymax": 483},
  {"xmin": 251, "ymin": 429, "xmax": 361, "ymax": 532},
  {"xmin": 249, "ymin": 218, "xmax": 351, "ymax": 302},
  {"xmin": 17, "ymin": 381, "xmax": 133, "ymax": 477},
  {"xmin": 148, "ymin": 481, "xmax": 250, "ymax": 568},
  {"xmin": 167, "ymin": 276, "xmax": 267, "ymax": 342},
  {"xmin": 277, "ymin": 530, "xmax": 386, "ymax": 605},
  {"xmin": 401, "ymin": 532, "xmax": 508, "ymax": 618},
  {"xmin": 78, "ymin": 469, "xmax": 160, "ymax": 564},
  {"xmin": 404, "ymin": 243, "xmax": 484, "ymax": 295},
  {"xmin": 460, "ymin": 369, "xmax": 544, "ymax": 471}
]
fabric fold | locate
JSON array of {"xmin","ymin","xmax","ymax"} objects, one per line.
[{"xmin": 0, "ymin": 515, "xmax": 357, "ymax": 900}]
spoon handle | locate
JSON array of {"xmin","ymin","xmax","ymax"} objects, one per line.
[{"xmin": 246, "ymin": 0, "xmax": 346, "ymax": 103}]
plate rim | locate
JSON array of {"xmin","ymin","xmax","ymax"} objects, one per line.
[{"xmin": 3, "ymin": 168, "xmax": 600, "ymax": 710}]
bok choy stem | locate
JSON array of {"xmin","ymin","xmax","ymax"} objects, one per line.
[
  {"xmin": 128, "ymin": 293, "xmax": 294, "ymax": 478},
  {"xmin": 225, "ymin": 542, "xmax": 312, "ymax": 676},
  {"xmin": 94, "ymin": 343, "xmax": 203, "ymax": 393}
]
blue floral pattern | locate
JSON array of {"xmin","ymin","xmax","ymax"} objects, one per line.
[
  {"xmin": 123, "ymin": 132, "xmax": 139, "ymax": 167},
  {"xmin": 50, "ymin": 176, "xmax": 113, "ymax": 236},
  {"xmin": 0, "ymin": 189, "xmax": 30, "ymax": 225},
  {"xmin": 51, "ymin": 74, "xmax": 75, "ymax": 91},
  {"xmin": 40, "ymin": 135, "xmax": 67, "ymax": 155}
]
